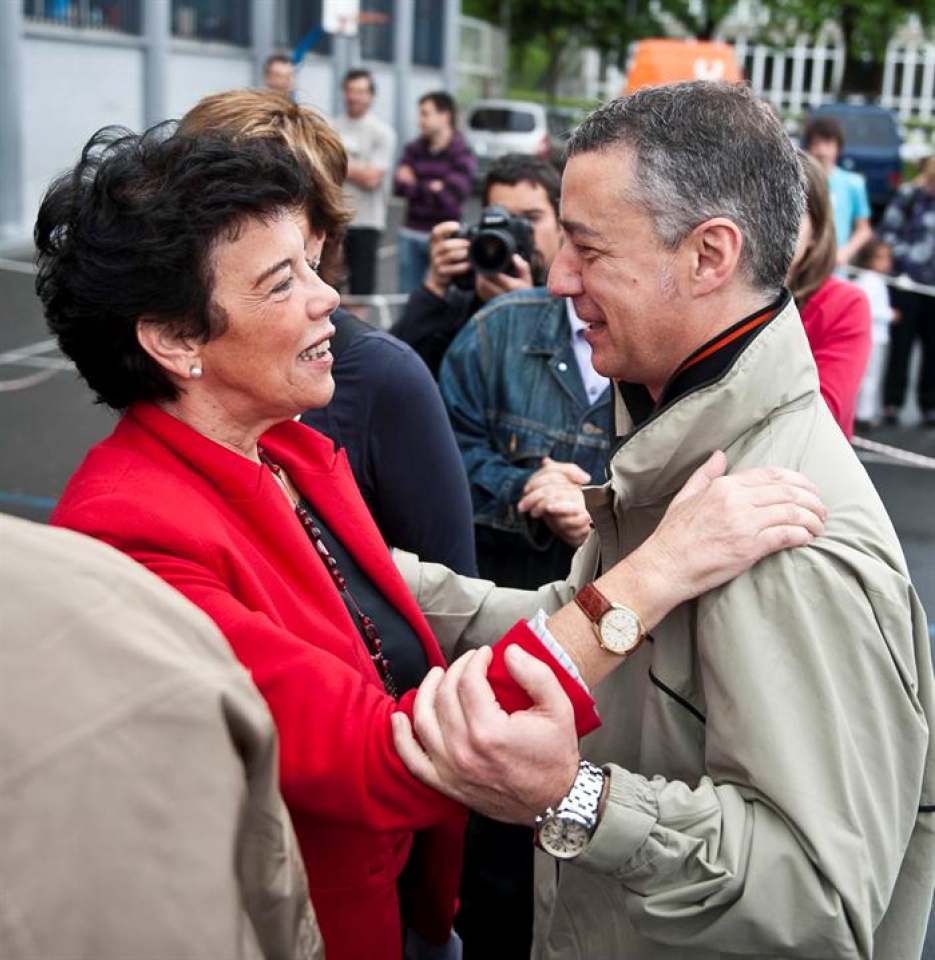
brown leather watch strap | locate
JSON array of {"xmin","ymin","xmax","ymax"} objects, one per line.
[{"xmin": 574, "ymin": 583, "xmax": 612, "ymax": 624}]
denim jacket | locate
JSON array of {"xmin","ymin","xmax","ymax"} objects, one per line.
[{"xmin": 440, "ymin": 289, "xmax": 611, "ymax": 550}]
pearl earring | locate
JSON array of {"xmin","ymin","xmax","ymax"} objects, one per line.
[{"xmin": 190, "ymin": 363, "xmax": 203, "ymax": 379}]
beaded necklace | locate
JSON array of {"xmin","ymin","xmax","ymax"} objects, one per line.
[{"xmin": 258, "ymin": 448, "xmax": 399, "ymax": 700}]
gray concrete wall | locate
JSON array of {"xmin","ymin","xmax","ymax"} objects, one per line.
[
  {"xmin": 23, "ymin": 32, "xmax": 145, "ymax": 232},
  {"xmin": 12, "ymin": 27, "xmax": 449, "ymax": 247},
  {"xmin": 164, "ymin": 44, "xmax": 253, "ymax": 118}
]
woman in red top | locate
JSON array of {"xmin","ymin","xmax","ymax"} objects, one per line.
[
  {"xmin": 37, "ymin": 126, "xmax": 826, "ymax": 960},
  {"xmin": 788, "ymin": 152, "xmax": 872, "ymax": 439}
]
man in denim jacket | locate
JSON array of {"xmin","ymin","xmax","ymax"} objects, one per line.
[
  {"xmin": 437, "ymin": 157, "xmax": 611, "ymax": 593},
  {"xmin": 441, "ymin": 290, "xmax": 611, "ymax": 592}
]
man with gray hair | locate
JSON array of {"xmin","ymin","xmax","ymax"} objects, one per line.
[{"xmin": 392, "ymin": 82, "xmax": 935, "ymax": 959}]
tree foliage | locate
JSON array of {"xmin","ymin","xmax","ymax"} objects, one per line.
[
  {"xmin": 462, "ymin": 0, "xmax": 661, "ymax": 99},
  {"xmin": 464, "ymin": 0, "xmax": 935, "ymax": 99},
  {"xmin": 766, "ymin": 0, "xmax": 935, "ymax": 95},
  {"xmin": 653, "ymin": 0, "xmax": 742, "ymax": 41}
]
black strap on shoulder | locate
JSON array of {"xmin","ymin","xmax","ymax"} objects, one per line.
[{"xmin": 330, "ymin": 308, "xmax": 376, "ymax": 361}]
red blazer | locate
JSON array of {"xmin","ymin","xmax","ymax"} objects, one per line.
[
  {"xmin": 800, "ymin": 276, "xmax": 872, "ymax": 439},
  {"xmin": 52, "ymin": 403, "xmax": 597, "ymax": 960}
]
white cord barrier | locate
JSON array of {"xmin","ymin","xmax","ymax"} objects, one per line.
[
  {"xmin": 845, "ymin": 267, "xmax": 935, "ymax": 299},
  {"xmin": 340, "ymin": 293, "xmax": 409, "ymax": 331},
  {"xmin": 852, "ymin": 435, "xmax": 935, "ymax": 470}
]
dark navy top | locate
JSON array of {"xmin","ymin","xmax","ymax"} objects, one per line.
[
  {"xmin": 302, "ymin": 310, "xmax": 478, "ymax": 576},
  {"xmin": 298, "ymin": 497, "xmax": 430, "ymax": 695},
  {"xmin": 392, "ymin": 284, "xmax": 481, "ymax": 380}
]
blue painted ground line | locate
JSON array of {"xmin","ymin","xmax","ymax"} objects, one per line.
[{"xmin": 0, "ymin": 491, "xmax": 57, "ymax": 509}]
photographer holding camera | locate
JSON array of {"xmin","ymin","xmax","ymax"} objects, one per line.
[
  {"xmin": 395, "ymin": 155, "xmax": 610, "ymax": 589},
  {"xmin": 394, "ymin": 154, "xmax": 612, "ymax": 959},
  {"xmin": 393, "ymin": 155, "xmax": 556, "ymax": 378}
]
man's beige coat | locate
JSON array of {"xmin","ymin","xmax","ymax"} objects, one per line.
[{"xmin": 398, "ymin": 299, "xmax": 935, "ymax": 959}]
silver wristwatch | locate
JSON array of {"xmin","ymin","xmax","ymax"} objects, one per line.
[{"xmin": 534, "ymin": 760, "xmax": 605, "ymax": 860}]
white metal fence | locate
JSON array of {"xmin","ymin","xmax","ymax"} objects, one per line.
[
  {"xmin": 728, "ymin": 35, "xmax": 935, "ymax": 122},
  {"xmin": 881, "ymin": 43, "xmax": 935, "ymax": 121},
  {"xmin": 595, "ymin": 24, "xmax": 935, "ymax": 126}
]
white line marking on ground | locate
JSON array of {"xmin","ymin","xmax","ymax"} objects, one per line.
[
  {"xmin": 0, "ymin": 257, "xmax": 36, "ymax": 275},
  {"xmin": 0, "ymin": 368, "xmax": 60, "ymax": 391},
  {"xmin": 0, "ymin": 338, "xmax": 71, "ymax": 389},
  {"xmin": 0, "ymin": 355, "xmax": 72, "ymax": 371},
  {"xmin": 0, "ymin": 338, "xmax": 60, "ymax": 363}
]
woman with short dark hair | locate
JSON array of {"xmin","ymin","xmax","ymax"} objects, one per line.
[{"xmin": 178, "ymin": 89, "xmax": 479, "ymax": 576}]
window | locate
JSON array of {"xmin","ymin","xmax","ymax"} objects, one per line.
[
  {"xmin": 171, "ymin": 0, "xmax": 250, "ymax": 45},
  {"xmin": 283, "ymin": 0, "xmax": 445, "ymax": 68},
  {"xmin": 287, "ymin": 0, "xmax": 333, "ymax": 58},
  {"xmin": 469, "ymin": 108, "xmax": 538, "ymax": 133},
  {"xmin": 359, "ymin": 0, "xmax": 392, "ymax": 62},
  {"xmin": 24, "ymin": 0, "xmax": 141, "ymax": 34},
  {"xmin": 412, "ymin": 0, "xmax": 442, "ymax": 67}
]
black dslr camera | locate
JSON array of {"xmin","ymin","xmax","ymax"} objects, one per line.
[{"xmin": 451, "ymin": 205, "xmax": 536, "ymax": 290}]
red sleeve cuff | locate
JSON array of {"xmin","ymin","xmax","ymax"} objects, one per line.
[{"xmin": 487, "ymin": 621, "xmax": 601, "ymax": 737}]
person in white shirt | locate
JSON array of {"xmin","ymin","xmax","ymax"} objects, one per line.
[
  {"xmin": 333, "ymin": 69, "xmax": 397, "ymax": 295},
  {"xmin": 262, "ymin": 52, "xmax": 295, "ymax": 99},
  {"xmin": 853, "ymin": 236, "xmax": 898, "ymax": 429}
]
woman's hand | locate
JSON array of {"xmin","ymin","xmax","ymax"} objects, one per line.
[{"xmin": 629, "ymin": 450, "xmax": 827, "ymax": 625}]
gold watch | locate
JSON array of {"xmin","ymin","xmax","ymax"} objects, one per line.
[{"xmin": 574, "ymin": 582, "xmax": 646, "ymax": 657}]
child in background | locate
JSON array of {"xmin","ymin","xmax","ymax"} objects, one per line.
[{"xmin": 853, "ymin": 237, "xmax": 897, "ymax": 431}]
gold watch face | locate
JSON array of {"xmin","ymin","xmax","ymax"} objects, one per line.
[
  {"xmin": 599, "ymin": 606, "xmax": 641, "ymax": 655},
  {"xmin": 538, "ymin": 816, "xmax": 591, "ymax": 859}
]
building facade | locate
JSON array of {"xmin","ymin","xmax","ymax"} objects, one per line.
[{"xmin": 0, "ymin": 0, "xmax": 458, "ymax": 241}]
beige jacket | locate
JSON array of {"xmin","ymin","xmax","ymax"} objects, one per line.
[
  {"xmin": 0, "ymin": 515, "xmax": 323, "ymax": 960},
  {"xmin": 397, "ymin": 298, "xmax": 935, "ymax": 959}
]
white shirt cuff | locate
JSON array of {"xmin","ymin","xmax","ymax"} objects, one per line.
[{"xmin": 526, "ymin": 608, "xmax": 589, "ymax": 692}]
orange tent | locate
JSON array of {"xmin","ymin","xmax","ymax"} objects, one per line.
[{"xmin": 622, "ymin": 39, "xmax": 742, "ymax": 95}]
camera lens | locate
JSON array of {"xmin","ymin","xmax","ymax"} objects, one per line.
[{"xmin": 470, "ymin": 229, "xmax": 515, "ymax": 275}]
